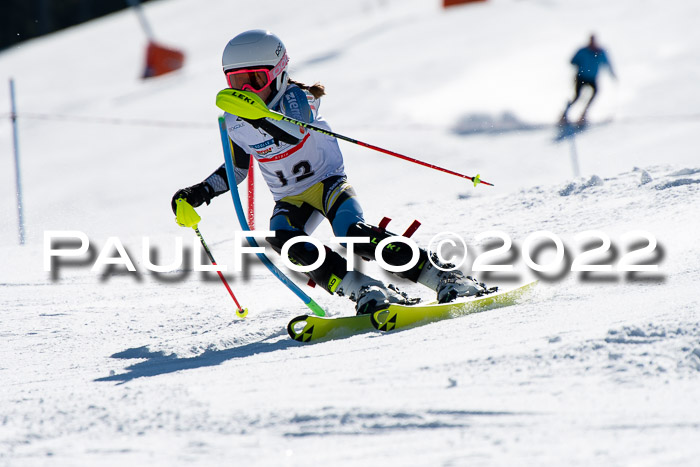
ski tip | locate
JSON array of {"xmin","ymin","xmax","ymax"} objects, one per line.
[
  {"xmin": 236, "ymin": 308, "xmax": 249, "ymax": 318},
  {"xmin": 287, "ymin": 315, "xmax": 312, "ymax": 342}
]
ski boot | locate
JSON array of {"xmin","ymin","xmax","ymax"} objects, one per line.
[
  {"xmin": 336, "ymin": 271, "xmax": 418, "ymax": 315},
  {"xmin": 418, "ymin": 253, "xmax": 491, "ymax": 303}
]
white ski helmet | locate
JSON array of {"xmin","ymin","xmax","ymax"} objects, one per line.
[{"xmin": 222, "ymin": 29, "xmax": 289, "ymax": 108}]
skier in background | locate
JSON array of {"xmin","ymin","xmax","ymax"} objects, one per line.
[
  {"xmin": 561, "ymin": 34, "xmax": 616, "ymax": 124},
  {"xmin": 172, "ymin": 29, "xmax": 488, "ymax": 315}
]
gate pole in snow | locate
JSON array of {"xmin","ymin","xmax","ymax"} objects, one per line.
[
  {"xmin": 9, "ymin": 79, "xmax": 26, "ymax": 245},
  {"xmin": 568, "ymin": 136, "xmax": 581, "ymax": 178},
  {"xmin": 126, "ymin": 0, "xmax": 155, "ymax": 40}
]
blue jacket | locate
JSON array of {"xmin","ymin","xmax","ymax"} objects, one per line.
[{"xmin": 571, "ymin": 46, "xmax": 614, "ymax": 82}]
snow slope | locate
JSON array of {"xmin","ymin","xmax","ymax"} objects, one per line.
[{"xmin": 1, "ymin": 0, "xmax": 699, "ymax": 465}]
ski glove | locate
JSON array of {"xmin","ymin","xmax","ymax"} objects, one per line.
[{"xmin": 171, "ymin": 182, "xmax": 214, "ymax": 214}]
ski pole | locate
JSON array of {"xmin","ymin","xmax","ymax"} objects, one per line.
[
  {"xmin": 175, "ymin": 198, "xmax": 248, "ymax": 318},
  {"xmin": 216, "ymin": 89, "xmax": 493, "ymax": 187}
]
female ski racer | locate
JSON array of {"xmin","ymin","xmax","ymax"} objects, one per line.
[{"xmin": 172, "ymin": 29, "xmax": 486, "ymax": 315}]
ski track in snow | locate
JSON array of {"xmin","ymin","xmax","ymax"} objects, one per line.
[{"xmin": 2, "ymin": 0, "xmax": 700, "ymax": 465}]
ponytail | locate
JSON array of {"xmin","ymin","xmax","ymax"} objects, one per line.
[{"xmin": 288, "ymin": 78, "xmax": 326, "ymax": 99}]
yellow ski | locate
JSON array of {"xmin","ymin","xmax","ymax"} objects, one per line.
[
  {"xmin": 287, "ymin": 282, "xmax": 538, "ymax": 342},
  {"xmin": 370, "ymin": 281, "xmax": 538, "ymax": 332},
  {"xmin": 287, "ymin": 314, "xmax": 373, "ymax": 343}
]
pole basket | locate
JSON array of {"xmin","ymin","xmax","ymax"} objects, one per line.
[{"xmin": 142, "ymin": 41, "xmax": 185, "ymax": 78}]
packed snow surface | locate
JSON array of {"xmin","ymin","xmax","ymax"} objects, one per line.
[{"xmin": 1, "ymin": 0, "xmax": 699, "ymax": 465}]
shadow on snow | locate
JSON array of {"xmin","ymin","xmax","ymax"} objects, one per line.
[{"xmin": 96, "ymin": 331, "xmax": 294, "ymax": 384}]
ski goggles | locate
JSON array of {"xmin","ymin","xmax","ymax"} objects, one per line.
[{"xmin": 225, "ymin": 52, "xmax": 289, "ymax": 92}]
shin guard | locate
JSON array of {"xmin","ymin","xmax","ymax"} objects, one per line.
[{"xmin": 267, "ymin": 230, "xmax": 348, "ymax": 294}]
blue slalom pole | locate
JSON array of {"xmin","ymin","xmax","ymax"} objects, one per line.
[{"xmin": 218, "ymin": 116, "xmax": 325, "ymax": 317}]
